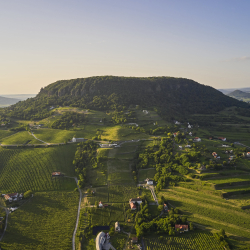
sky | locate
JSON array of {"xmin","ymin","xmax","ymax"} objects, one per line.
[{"xmin": 1, "ymin": 0, "xmax": 250, "ymax": 94}]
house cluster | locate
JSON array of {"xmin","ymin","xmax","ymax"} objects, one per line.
[
  {"xmin": 175, "ymin": 224, "xmax": 189, "ymax": 233},
  {"xmin": 129, "ymin": 197, "xmax": 142, "ymax": 210},
  {"xmin": 225, "ymin": 150, "xmax": 233, "ymax": 154},
  {"xmin": 193, "ymin": 137, "xmax": 201, "ymax": 142},
  {"xmin": 212, "ymin": 152, "xmax": 220, "ymax": 159},
  {"xmin": 3, "ymin": 193, "xmax": 23, "ymax": 202}
]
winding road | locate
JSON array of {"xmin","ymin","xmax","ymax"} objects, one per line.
[
  {"xmin": 0, "ymin": 206, "xmax": 9, "ymax": 242},
  {"xmin": 72, "ymin": 177, "xmax": 82, "ymax": 250}
]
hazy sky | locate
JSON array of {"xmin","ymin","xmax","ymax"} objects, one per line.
[{"xmin": 1, "ymin": 0, "xmax": 250, "ymax": 94}]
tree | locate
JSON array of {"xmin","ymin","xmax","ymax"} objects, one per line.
[
  {"xmin": 24, "ymin": 190, "xmax": 32, "ymax": 199},
  {"xmin": 189, "ymin": 222, "xmax": 194, "ymax": 230},
  {"xmin": 158, "ymin": 205, "xmax": 163, "ymax": 212},
  {"xmin": 95, "ymin": 201, "xmax": 98, "ymax": 208}
]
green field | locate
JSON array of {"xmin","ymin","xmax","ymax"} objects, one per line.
[
  {"xmin": 144, "ymin": 231, "xmax": 223, "ymax": 250},
  {"xmin": 0, "ymin": 145, "xmax": 77, "ymax": 193},
  {"xmin": 208, "ymin": 175, "xmax": 250, "ymax": 185},
  {"xmin": 0, "ymin": 131, "xmax": 42, "ymax": 145},
  {"xmin": 0, "ymin": 191, "xmax": 79, "ymax": 250}
]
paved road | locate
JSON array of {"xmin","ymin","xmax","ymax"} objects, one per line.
[{"xmin": 72, "ymin": 177, "xmax": 82, "ymax": 250}]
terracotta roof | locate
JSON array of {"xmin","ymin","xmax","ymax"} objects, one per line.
[
  {"xmin": 52, "ymin": 172, "xmax": 61, "ymax": 176},
  {"xmin": 175, "ymin": 224, "xmax": 188, "ymax": 230},
  {"xmin": 130, "ymin": 203, "xmax": 136, "ymax": 209}
]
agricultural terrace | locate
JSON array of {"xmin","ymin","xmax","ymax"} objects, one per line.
[
  {"xmin": 0, "ymin": 145, "xmax": 77, "ymax": 193},
  {"xmin": 0, "ymin": 191, "xmax": 79, "ymax": 250},
  {"xmin": 144, "ymin": 231, "xmax": 223, "ymax": 250}
]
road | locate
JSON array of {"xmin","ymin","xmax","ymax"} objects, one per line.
[
  {"xmin": 29, "ymin": 131, "xmax": 48, "ymax": 144},
  {"xmin": 72, "ymin": 177, "xmax": 82, "ymax": 250},
  {"xmin": 0, "ymin": 206, "xmax": 9, "ymax": 242}
]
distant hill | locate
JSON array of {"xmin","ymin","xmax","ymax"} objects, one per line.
[
  {"xmin": 1, "ymin": 94, "xmax": 36, "ymax": 101},
  {"xmin": 3, "ymin": 76, "xmax": 248, "ymax": 120},
  {"xmin": 227, "ymin": 90, "xmax": 250, "ymax": 102},
  {"xmin": 0, "ymin": 96, "xmax": 21, "ymax": 107},
  {"xmin": 218, "ymin": 87, "xmax": 250, "ymax": 95}
]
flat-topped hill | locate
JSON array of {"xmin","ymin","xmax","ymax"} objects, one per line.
[{"xmin": 3, "ymin": 76, "xmax": 248, "ymax": 120}]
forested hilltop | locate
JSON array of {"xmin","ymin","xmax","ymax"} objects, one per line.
[{"xmin": 2, "ymin": 76, "xmax": 248, "ymax": 120}]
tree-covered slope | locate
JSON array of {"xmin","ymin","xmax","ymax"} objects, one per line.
[{"xmin": 3, "ymin": 76, "xmax": 248, "ymax": 120}]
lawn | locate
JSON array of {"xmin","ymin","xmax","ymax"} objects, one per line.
[
  {"xmin": 1, "ymin": 131, "xmax": 42, "ymax": 145},
  {"xmin": 86, "ymin": 187, "xmax": 109, "ymax": 205},
  {"xmin": 0, "ymin": 191, "xmax": 79, "ymax": 250},
  {"xmin": 208, "ymin": 175, "xmax": 250, "ymax": 184},
  {"xmin": 0, "ymin": 144, "xmax": 77, "ymax": 193}
]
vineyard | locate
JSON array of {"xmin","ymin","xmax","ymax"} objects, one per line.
[
  {"xmin": 159, "ymin": 187, "xmax": 250, "ymax": 238},
  {"xmin": 0, "ymin": 145, "xmax": 77, "ymax": 193},
  {"xmin": 144, "ymin": 231, "xmax": 223, "ymax": 250},
  {"xmin": 0, "ymin": 191, "xmax": 79, "ymax": 250}
]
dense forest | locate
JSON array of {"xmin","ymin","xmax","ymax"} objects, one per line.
[{"xmin": 1, "ymin": 76, "xmax": 249, "ymax": 121}]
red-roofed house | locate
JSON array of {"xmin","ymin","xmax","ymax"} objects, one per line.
[
  {"xmin": 218, "ymin": 137, "xmax": 226, "ymax": 141},
  {"xmin": 130, "ymin": 202, "xmax": 136, "ymax": 210},
  {"xmin": 175, "ymin": 224, "xmax": 189, "ymax": 233},
  {"xmin": 4, "ymin": 193, "xmax": 18, "ymax": 202},
  {"xmin": 52, "ymin": 172, "xmax": 62, "ymax": 177}
]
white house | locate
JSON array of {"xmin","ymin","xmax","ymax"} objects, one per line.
[
  {"xmin": 179, "ymin": 146, "xmax": 183, "ymax": 149},
  {"xmin": 96, "ymin": 231, "xmax": 106, "ymax": 250},
  {"xmin": 188, "ymin": 124, "xmax": 192, "ymax": 129},
  {"xmin": 129, "ymin": 197, "xmax": 142, "ymax": 204},
  {"xmin": 145, "ymin": 178, "xmax": 154, "ymax": 185},
  {"xmin": 72, "ymin": 137, "xmax": 84, "ymax": 143},
  {"xmin": 143, "ymin": 110, "xmax": 149, "ymax": 114},
  {"xmin": 185, "ymin": 145, "xmax": 191, "ymax": 148},
  {"xmin": 189, "ymin": 132, "xmax": 192, "ymax": 136},
  {"xmin": 246, "ymin": 152, "xmax": 250, "ymax": 157},
  {"xmin": 194, "ymin": 137, "xmax": 201, "ymax": 142},
  {"xmin": 175, "ymin": 121, "xmax": 181, "ymax": 125},
  {"xmin": 99, "ymin": 201, "xmax": 103, "ymax": 208}
]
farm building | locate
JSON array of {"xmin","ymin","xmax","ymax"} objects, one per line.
[
  {"xmin": 52, "ymin": 172, "xmax": 63, "ymax": 177},
  {"xmin": 129, "ymin": 197, "xmax": 142, "ymax": 204},
  {"xmin": 218, "ymin": 137, "xmax": 226, "ymax": 141},
  {"xmin": 115, "ymin": 222, "xmax": 120, "ymax": 232},
  {"xmin": 131, "ymin": 237, "xmax": 138, "ymax": 243},
  {"xmin": 185, "ymin": 145, "xmax": 191, "ymax": 148},
  {"xmin": 175, "ymin": 224, "xmax": 189, "ymax": 233},
  {"xmin": 145, "ymin": 178, "xmax": 154, "ymax": 185},
  {"xmin": 99, "ymin": 201, "xmax": 103, "ymax": 208},
  {"xmin": 72, "ymin": 137, "xmax": 85, "ymax": 143},
  {"xmin": 189, "ymin": 132, "xmax": 192, "ymax": 136}
]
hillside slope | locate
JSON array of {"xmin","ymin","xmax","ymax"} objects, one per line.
[{"xmin": 2, "ymin": 76, "xmax": 248, "ymax": 120}]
